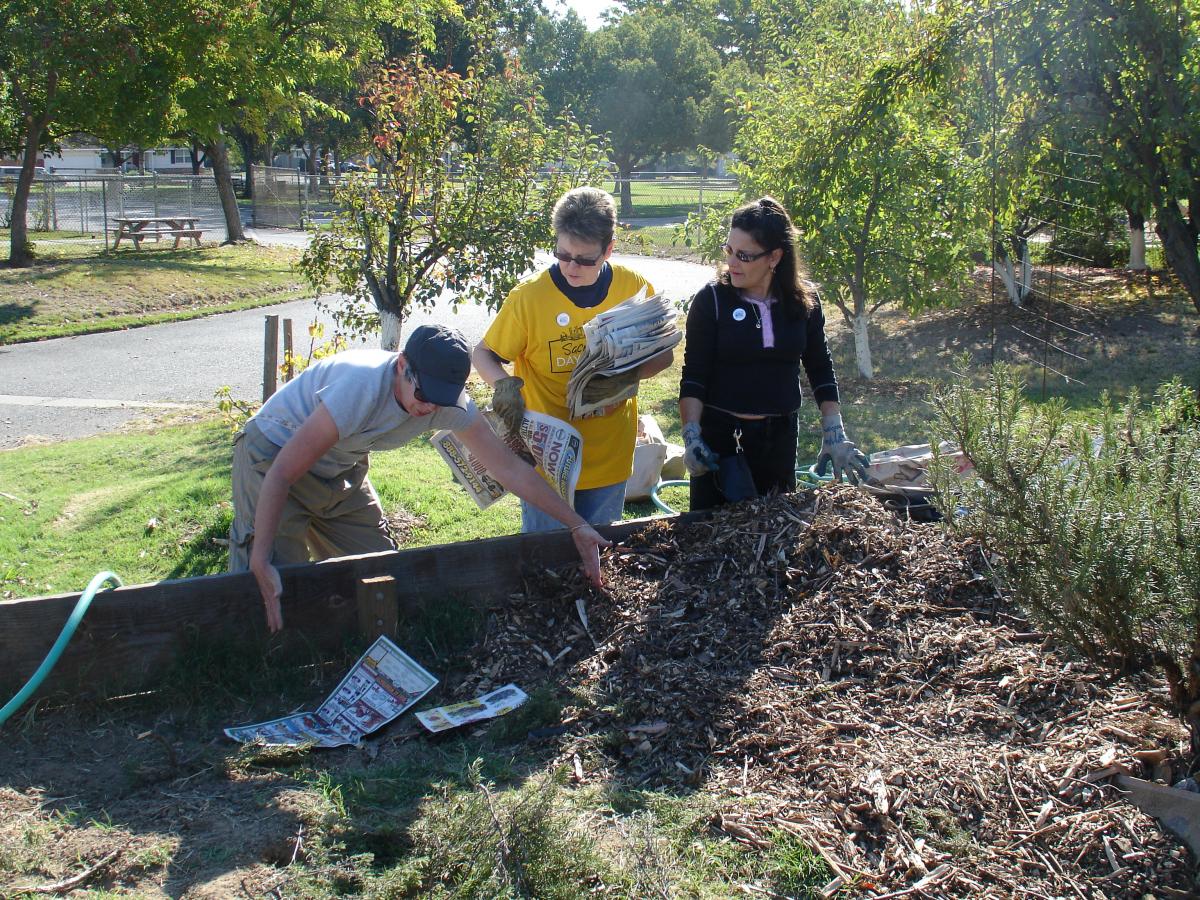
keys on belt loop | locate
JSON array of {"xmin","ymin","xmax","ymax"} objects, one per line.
[{"xmin": 733, "ymin": 427, "xmax": 744, "ymax": 454}]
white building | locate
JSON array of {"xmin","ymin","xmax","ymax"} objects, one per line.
[{"xmin": 44, "ymin": 146, "xmax": 205, "ymax": 174}]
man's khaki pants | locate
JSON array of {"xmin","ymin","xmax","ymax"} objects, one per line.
[{"xmin": 228, "ymin": 421, "xmax": 396, "ymax": 571}]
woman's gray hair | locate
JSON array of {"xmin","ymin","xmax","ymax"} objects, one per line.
[{"xmin": 552, "ymin": 187, "xmax": 616, "ymax": 249}]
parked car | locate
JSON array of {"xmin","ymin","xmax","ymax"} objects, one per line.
[{"xmin": 0, "ymin": 165, "xmax": 49, "ymax": 178}]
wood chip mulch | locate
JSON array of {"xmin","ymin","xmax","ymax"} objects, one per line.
[{"xmin": 452, "ymin": 486, "xmax": 1196, "ymax": 898}]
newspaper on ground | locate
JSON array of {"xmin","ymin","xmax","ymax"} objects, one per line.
[
  {"xmin": 863, "ymin": 441, "xmax": 974, "ymax": 495},
  {"xmin": 566, "ymin": 286, "xmax": 682, "ymax": 418},
  {"xmin": 223, "ymin": 635, "xmax": 438, "ymax": 748},
  {"xmin": 415, "ymin": 684, "xmax": 529, "ymax": 733},
  {"xmin": 431, "ymin": 408, "xmax": 582, "ymax": 510}
]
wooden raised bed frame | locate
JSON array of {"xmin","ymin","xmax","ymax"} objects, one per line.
[{"xmin": 0, "ymin": 516, "xmax": 689, "ymax": 702}]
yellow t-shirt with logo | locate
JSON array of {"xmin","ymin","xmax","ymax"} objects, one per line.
[{"xmin": 483, "ymin": 265, "xmax": 654, "ymax": 491}]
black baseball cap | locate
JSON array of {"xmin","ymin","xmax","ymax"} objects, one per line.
[{"xmin": 404, "ymin": 325, "xmax": 470, "ymax": 408}]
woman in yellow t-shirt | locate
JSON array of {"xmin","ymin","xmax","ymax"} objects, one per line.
[{"xmin": 472, "ymin": 187, "xmax": 674, "ymax": 532}]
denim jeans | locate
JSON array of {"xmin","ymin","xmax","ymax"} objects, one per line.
[{"xmin": 520, "ymin": 480, "xmax": 627, "ymax": 533}]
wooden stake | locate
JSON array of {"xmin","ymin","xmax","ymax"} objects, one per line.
[
  {"xmin": 357, "ymin": 575, "xmax": 399, "ymax": 641},
  {"xmin": 283, "ymin": 318, "xmax": 294, "ymax": 382},
  {"xmin": 263, "ymin": 314, "xmax": 279, "ymax": 401}
]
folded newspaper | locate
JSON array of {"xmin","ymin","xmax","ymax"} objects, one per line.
[
  {"xmin": 223, "ymin": 636, "xmax": 438, "ymax": 748},
  {"xmin": 415, "ymin": 684, "xmax": 529, "ymax": 733},
  {"xmin": 431, "ymin": 408, "xmax": 582, "ymax": 511},
  {"xmin": 566, "ymin": 287, "xmax": 682, "ymax": 418}
]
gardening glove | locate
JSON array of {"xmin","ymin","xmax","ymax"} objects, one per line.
[
  {"xmin": 492, "ymin": 376, "xmax": 526, "ymax": 438},
  {"xmin": 580, "ymin": 369, "xmax": 641, "ymax": 406},
  {"xmin": 682, "ymin": 422, "xmax": 720, "ymax": 476},
  {"xmin": 815, "ymin": 413, "xmax": 870, "ymax": 484}
]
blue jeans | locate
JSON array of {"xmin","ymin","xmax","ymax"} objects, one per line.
[{"xmin": 521, "ymin": 481, "xmax": 627, "ymax": 533}]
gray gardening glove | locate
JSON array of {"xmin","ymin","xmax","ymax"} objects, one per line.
[
  {"xmin": 815, "ymin": 413, "xmax": 869, "ymax": 484},
  {"xmin": 682, "ymin": 422, "xmax": 719, "ymax": 476},
  {"xmin": 492, "ymin": 376, "xmax": 526, "ymax": 438},
  {"xmin": 581, "ymin": 369, "xmax": 641, "ymax": 406}
]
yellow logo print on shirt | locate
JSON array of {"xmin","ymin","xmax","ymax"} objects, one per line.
[{"xmin": 548, "ymin": 325, "xmax": 586, "ymax": 373}]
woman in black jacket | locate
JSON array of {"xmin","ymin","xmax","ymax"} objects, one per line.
[{"xmin": 679, "ymin": 196, "xmax": 867, "ymax": 510}]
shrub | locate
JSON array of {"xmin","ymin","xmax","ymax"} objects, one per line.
[{"xmin": 929, "ymin": 368, "xmax": 1200, "ymax": 751}]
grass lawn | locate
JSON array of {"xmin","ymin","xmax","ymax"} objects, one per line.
[
  {"xmin": 603, "ymin": 178, "xmax": 740, "ymax": 220},
  {"xmin": 0, "ymin": 232, "xmax": 309, "ymax": 344},
  {"xmin": 614, "ymin": 222, "xmax": 702, "ymax": 260}
]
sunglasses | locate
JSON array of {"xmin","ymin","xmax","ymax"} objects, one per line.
[
  {"xmin": 552, "ymin": 247, "xmax": 604, "ymax": 267},
  {"xmin": 405, "ymin": 366, "xmax": 430, "ymax": 403},
  {"xmin": 723, "ymin": 243, "xmax": 772, "ymax": 264}
]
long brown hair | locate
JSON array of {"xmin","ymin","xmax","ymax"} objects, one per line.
[{"xmin": 718, "ymin": 196, "xmax": 817, "ymax": 318}]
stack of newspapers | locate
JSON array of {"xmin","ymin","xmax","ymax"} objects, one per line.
[{"xmin": 566, "ymin": 287, "xmax": 682, "ymax": 418}]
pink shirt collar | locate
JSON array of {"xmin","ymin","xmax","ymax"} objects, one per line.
[{"xmin": 741, "ymin": 294, "xmax": 777, "ymax": 348}]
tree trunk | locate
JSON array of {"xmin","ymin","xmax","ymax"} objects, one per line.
[
  {"xmin": 617, "ymin": 164, "xmax": 634, "ymax": 219},
  {"xmin": 234, "ymin": 130, "xmax": 256, "ymax": 200},
  {"xmin": 380, "ymin": 308, "xmax": 403, "ymax": 351},
  {"xmin": 1155, "ymin": 201, "xmax": 1200, "ymax": 314},
  {"xmin": 7, "ymin": 119, "xmax": 49, "ymax": 268},
  {"xmin": 206, "ymin": 134, "xmax": 246, "ymax": 243},
  {"xmin": 189, "ymin": 138, "xmax": 206, "ymax": 176},
  {"xmin": 852, "ymin": 312, "xmax": 874, "ymax": 380},
  {"xmin": 995, "ymin": 237, "xmax": 1031, "ymax": 306},
  {"xmin": 1127, "ymin": 209, "xmax": 1147, "ymax": 270}
]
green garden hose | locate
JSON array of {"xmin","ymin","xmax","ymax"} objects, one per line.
[
  {"xmin": 796, "ymin": 462, "xmax": 834, "ymax": 487},
  {"xmin": 0, "ymin": 570, "xmax": 122, "ymax": 728},
  {"xmin": 651, "ymin": 458, "xmax": 833, "ymax": 516},
  {"xmin": 649, "ymin": 479, "xmax": 690, "ymax": 515}
]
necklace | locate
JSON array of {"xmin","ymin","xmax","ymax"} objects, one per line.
[{"xmin": 741, "ymin": 292, "xmax": 768, "ymax": 329}]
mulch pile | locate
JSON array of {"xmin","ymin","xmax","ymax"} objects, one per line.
[{"xmin": 453, "ymin": 485, "xmax": 1196, "ymax": 898}]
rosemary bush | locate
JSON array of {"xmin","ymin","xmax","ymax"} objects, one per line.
[{"xmin": 929, "ymin": 367, "xmax": 1200, "ymax": 750}]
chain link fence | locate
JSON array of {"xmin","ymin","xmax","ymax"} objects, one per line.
[
  {"xmin": 607, "ymin": 175, "xmax": 740, "ymax": 223},
  {"xmin": 247, "ymin": 168, "xmax": 740, "ymax": 232},
  {"xmin": 0, "ymin": 173, "xmax": 227, "ymax": 245},
  {"xmin": 252, "ymin": 166, "xmax": 341, "ymax": 228}
]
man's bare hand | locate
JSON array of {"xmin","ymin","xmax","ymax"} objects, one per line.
[
  {"xmin": 570, "ymin": 524, "xmax": 611, "ymax": 588},
  {"xmin": 252, "ymin": 559, "xmax": 284, "ymax": 632}
]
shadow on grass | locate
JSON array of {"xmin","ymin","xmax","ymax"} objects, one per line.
[
  {"xmin": 165, "ymin": 512, "xmax": 232, "ymax": 580},
  {"xmin": 0, "ymin": 300, "xmax": 34, "ymax": 327},
  {"xmin": 7, "ymin": 246, "xmax": 255, "ymax": 285}
]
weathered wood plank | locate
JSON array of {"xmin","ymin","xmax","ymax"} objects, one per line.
[
  {"xmin": 0, "ymin": 514, "xmax": 693, "ymax": 701},
  {"xmin": 357, "ymin": 575, "xmax": 399, "ymax": 641}
]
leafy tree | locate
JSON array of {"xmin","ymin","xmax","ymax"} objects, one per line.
[
  {"xmin": 623, "ymin": 0, "xmax": 771, "ymax": 71},
  {"xmin": 299, "ymin": 53, "xmax": 609, "ymax": 349},
  {"xmin": 521, "ymin": 10, "xmax": 592, "ymax": 118},
  {"xmin": 582, "ymin": 11, "xmax": 723, "ymax": 215},
  {"xmin": 883, "ymin": 0, "xmax": 1200, "ymax": 313},
  {"xmin": 1028, "ymin": 0, "xmax": 1200, "ymax": 310},
  {"xmin": 177, "ymin": 0, "xmax": 452, "ymax": 243},
  {"xmin": 727, "ymin": 0, "xmax": 983, "ymax": 378},
  {"xmin": 0, "ymin": 0, "xmax": 181, "ymax": 266}
]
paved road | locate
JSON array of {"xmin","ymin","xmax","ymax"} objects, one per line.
[{"xmin": 0, "ymin": 234, "xmax": 713, "ymax": 447}]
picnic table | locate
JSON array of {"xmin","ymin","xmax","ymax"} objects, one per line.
[{"xmin": 112, "ymin": 215, "xmax": 204, "ymax": 250}]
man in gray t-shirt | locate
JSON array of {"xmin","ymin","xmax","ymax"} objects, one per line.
[{"xmin": 229, "ymin": 324, "xmax": 609, "ymax": 632}]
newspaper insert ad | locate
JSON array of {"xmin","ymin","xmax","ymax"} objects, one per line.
[
  {"xmin": 224, "ymin": 636, "xmax": 438, "ymax": 748},
  {"xmin": 415, "ymin": 684, "xmax": 529, "ymax": 733},
  {"xmin": 431, "ymin": 409, "xmax": 582, "ymax": 511}
]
